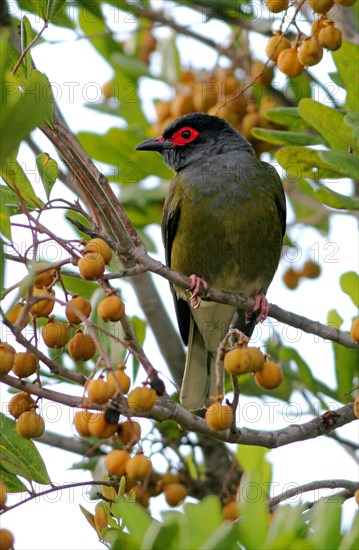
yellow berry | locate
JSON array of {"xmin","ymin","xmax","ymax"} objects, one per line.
[
  {"xmin": 88, "ymin": 412, "xmax": 118, "ymax": 439},
  {"xmin": 68, "ymin": 330, "xmax": 96, "ymax": 361},
  {"xmin": 283, "ymin": 267, "xmax": 301, "ymax": 290},
  {"xmin": 254, "ymin": 361, "xmax": 283, "ymax": 390},
  {"xmin": 86, "ymin": 378, "xmax": 113, "ymax": 405},
  {"xmin": 16, "ymin": 410, "xmax": 45, "ymax": 439},
  {"xmin": 107, "ymin": 365, "xmax": 131, "ymax": 395},
  {"xmin": 29, "ymin": 287, "xmax": 55, "ymax": 317},
  {"xmin": 42, "ymin": 319, "xmax": 69, "ymax": 348},
  {"xmin": 0, "ymin": 481, "xmax": 8, "ymax": 510},
  {"xmin": 265, "ymin": 0, "xmax": 289, "ymax": 13},
  {"xmin": 12, "ymin": 352, "xmax": 38, "ymax": 378},
  {"xmin": 298, "ymin": 37, "xmax": 323, "ymax": 67},
  {"xmin": 125, "ymin": 454, "xmax": 152, "ymax": 480},
  {"xmin": 5, "ymin": 303, "xmax": 30, "ymax": 326},
  {"xmin": 94, "ymin": 503, "xmax": 108, "ymax": 534},
  {"xmin": 73, "ymin": 409, "xmax": 92, "ymax": 437},
  {"xmin": 97, "ymin": 294, "xmax": 125, "ymax": 322},
  {"xmin": 118, "ymin": 420, "xmax": 141, "ymax": 445},
  {"xmin": 0, "ymin": 529, "xmax": 14, "ymax": 550},
  {"xmin": 65, "ymin": 295, "xmax": 92, "ymax": 324},
  {"xmin": 205, "ymin": 402, "xmax": 233, "ymax": 431},
  {"xmin": 353, "ymin": 396, "xmax": 359, "ymax": 419},
  {"xmin": 355, "ymin": 489, "xmax": 359, "ymax": 505},
  {"xmin": 0, "ymin": 343, "xmax": 15, "ymax": 374},
  {"xmin": 350, "ymin": 318, "xmax": 359, "ymax": 343},
  {"xmin": 78, "ymin": 252, "xmax": 105, "ymax": 280},
  {"xmin": 277, "ymin": 48, "xmax": 304, "ymax": 77},
  {"xmin": 224, "ymin": 347, "xmax": 251, "ymax": 375},
  {"xmin": 105, "ymin": 449, "xmax": 131, "ymax": 476},
  {"xmin": 127, "ymin": 386, "xmax": 157, "ymax": 412},
  {"xmin": 85, "ymin": 238, "xmax": 113, "ymax": 265},
  {"xmin": 301, "ymin": 260, "xmax": 321, "ymax": 279},
  {"xmin": 164, "ymin": 483, "xmax": 188, "ymax": 507},
  {"xmin": 33, "ymin": 263, "xmax": 56, "ymax": 288},
  {"xmin": 318, "ymin": 22, "xmax": 342, "ymax": 50},
  {"xmin": 222, "ymin": 500, "xmax": 240, "ymax": 521},
  {"xmin": 309, "ymin": 0, "xmax": 335, "ymax": 13},
  {"xmin": 8, "ymin": 392, "xmax": 35, "ymax": 419},
  {"xmin": 266, "ymin": 31, "xmax": 291, "ymax": 62}
]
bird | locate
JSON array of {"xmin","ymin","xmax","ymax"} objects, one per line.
[{"xmin": 135, "ymin": 113, "xmax": 286, "ymax": 410}]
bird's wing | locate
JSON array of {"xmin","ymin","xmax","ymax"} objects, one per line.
[
  {"xmin": 162, "ymin": 178, "xmax": 191, "ymax": 346},
  {"xmin": 266, "ymin": 162, "xmax": 287, "ymax": 237}
]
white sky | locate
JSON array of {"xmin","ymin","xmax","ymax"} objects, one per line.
[{"xmin": 1, "ymin": 3, "xmax": 358, "ymax": 549}]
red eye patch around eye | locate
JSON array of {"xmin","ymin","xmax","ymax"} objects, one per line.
[{"xmin": 169, "ymin": 127, "xmax": 200, "ymax": 146}]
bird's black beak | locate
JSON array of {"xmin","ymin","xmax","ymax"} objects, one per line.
[{"xmin": 135, "ymin": 136, "xmax": 174, "ymax": 152}]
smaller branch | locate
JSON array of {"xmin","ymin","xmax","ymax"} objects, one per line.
[
  {"xmin": 12, "ymin": 21, "xmax": 48, "ymax": 75},
  {"xmin": 269, "ymin": 479, "xmax": 359, "ymax": 508},
  {"xmin": 0, "ymin": 480, "xmax": 117, "ymax": 515},
  {"xmin": 38, "ymin": 430, "xmax": 105, "ymax": 456}
]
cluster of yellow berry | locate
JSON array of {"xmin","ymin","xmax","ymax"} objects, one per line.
[
  {"xmin": 265, "ymin": 0, "xmax": 356, "ymax": 77},
  {"xmin": 282, "ymin": 259, "xmax": 321, "ymax": 290}
]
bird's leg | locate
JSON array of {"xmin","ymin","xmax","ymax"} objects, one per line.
[
  {"xmin": 251, "ymin": 293, "xmax": 269, "ymax": 323},
  {"xmin": 187, "ymin": 274, "xmax": 208, "ymax": 309}
]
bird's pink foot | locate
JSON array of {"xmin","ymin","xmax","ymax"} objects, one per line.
[
  {"xmin": 187, "ymin": 274, "xmax": 208, "ymax": 309},
  {"xmin": 252, "ymin": 293, "xmax": 269, "ymax": 322}
]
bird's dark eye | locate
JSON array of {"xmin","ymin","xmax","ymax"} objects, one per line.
[{"xmin": 181, "ymin": 130, "xmax": 191, "ymax": 139}]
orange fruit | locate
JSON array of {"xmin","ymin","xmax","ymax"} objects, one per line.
[
  {"xmin": 68, "ymin": 330, "xmax": 96, "ymax": 361},
  {"xmin": 0, "ymin": 481, "xmax": 7, "ymax": 509},
  {"xmin": 0, "ymin": 529, "xmax": 14, "ymax": 550},
  {"xmin": 222, "ymin": 500, "xmax": 240, "ymax": 521},
  {"xmin": 125, "ymin": 454, "xmax": 152, "ymax": 480},
  {"xmin": 298, "ymin": 37, "xmax": 323, "ymax": 66},
  {"xmin": 224, "ymin": 347, "xmax": 251, "ymax": 375},
  {"xmin": 85, "ymin": 238, "xmax": 113, "ymax": 265},
  {"xmin": 309, "ymin": 0, "xmax": 335, "ymax": 12},
  {"xmin": 105, "ymin": 449, "xmax": 131, "ymax": 476},
  {"xmin": 33, "ymin": 263, "xmax": 56, "ymax": 288},
  {"xmin": 205, "ymin": 402, "xmax": 234, "ymax": 431},
  {"xmin": 86, "ymin": 378, "xmax": 113, "ymax": 405},
  {"xmin": 254, "ymin": 361, "xmax": 283, "ymax": 390},
  {"xmin": 118, "ymin": 420, "xmax": 141, "ymax": 445},
  {"xmin": 277, "ymin": 48, "xmax": 304, "ymax": 77},
  {"xmin": 97, "ymin": 295, "xmax": 125, "ymax": 322},
  {"xmin": 88, "ymin": 412, "xmax": 118, "ymax": 439},
  {"xmin": 353, "ymin": 396, "xmax": 359, "ymax": 419},
  {"xmin": 5, "ymin": 303, "xmax": 30, "ymax": 326},
  {"xmin": 8, "ymin": 392, "xmax": 35, "ymax": 419},
  {"xmin": 107, "ymin": 365, "xmax": 131, "ymax": 395},
  {"xmin": 283, "ymin": 267, "xmax": 300, "ymax": 290},
  {"xmin": 65, "ymin": 295, "xmax": 92, "ymax": 324},
  {"xmin": 318, "ymin": 22, "xmax": 342, "ymax": 50},
  {"xmin": 245, "ymin": 347, "xmax": 265, "ymax": 372},
  {"xmin": 16, "ymin": 410, "xmax": 45, "ymax": 439},
  {"xmin": 164, "ymin": 483, "xmax": 188, "ymax": 507},
  {"xmin": 350, "ymin": 318, "xmax": 359, "ymax": 343},
  {"xmin": 0, "ymin": 343, "xmax": 15, "ymax": 374},
  {"xmin": 127, "ymin": 386, "xmax": 157, "ymax": 412},
  {"xmin": 355, "ymin": 489, "xmax": 359, "ymax": 505},
  {"xmin": 29, "ymin": 287, "xmax": 55, "ymax": 317},
  {"xmin": 12, "ymin": 351, "xmax": 38, "ymax": 378},
  {"xmin": 266, "ymin": 31, "xmax": 291, "ymax": 62},
  {"xmin": 73, "ymin": 409, "xmax": 92, "ymax": 437},
  {"xmin": 42, "ymin": 319, "xmax": 69, "ymax": 348},
  {"xmin": 78, "ymin": 252, "xmax": 105, "ymax": 280},
  {"xmin": 301, "ymin": 260, "xmax": 321, "ymax": 279},
  {"xmin": 265, "ymin": 0, "xmax": 289, "ymax": 12}
]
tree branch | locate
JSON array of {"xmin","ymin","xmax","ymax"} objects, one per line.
[{"xmin": 269, "ymin": 479, "xmax": 359, "ymax": 508}]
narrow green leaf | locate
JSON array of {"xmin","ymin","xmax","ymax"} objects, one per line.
[
  {"xmin": 314, "ymin": 186, "xmax": 359, "ymax": 211},
  {"xmin": 0, "ymin": 198, "xmax": 11, "ymax": 240},
  {"xmin": 20, "ymin": 16, "xmax": 34, "ymax": 78},
  {"xmin": 340, "ymin": 272, "xmax": 359, "ymax": 308},
  {"xmin": 79, "ymin": 504, "xmax": 96, "ymax": 531},
  {"xmin": 160, "ymin": 34, "xmax": 181, "ymax": 84},
  {"xmin": 36, "ymin": 153, "xmax": 58, "ymax": 199},
  {"xmin": 238, "ymin": 471, "xmax": 268, "ymax": 550},
  {"xmin": 0, "ymin": 238, "xmax": 4, "ymax": 293},
  {"xmin": 264, "ymin": 107, "xmax": 309, "ymax": 131},
  {"xmin": 279, "ymin": 347, "xmax": 317, "ymax": 394},
  {"xmin": 199, "ymin": 522, "xmax": 240, "ymax": 550},
  {"xmin": 339, "ymin": 513, "xmax": 359, "ymax": 550},
  {"xmin": 183, "ymin": 497, "xmax": 223, "ymax": 549},
  {"xmin": 319, "ymin": 151, "xmax": 359, "ymax": 181},
  {"xmin": 18, "ymin": 0, "xmax": 47, "ymax": 19},
  {"xmin": 276, "ymin": 146, "xmax": 354, "ymax": 180},
  {"xmin": 327, "ymin": 309, "xmax": 343, "ymax": 330},
  {"xmin": 332, "ymin": 342, "xmax": 358, "ymax": 402},
  {"xmin": 112, "ymin": 499, "xmax": 152, "ymax": 545},
  {"xmin": 0, "ymin": 467, "xmax": 27, "ymax": 492},
  {"xmin": 299, "ymin": 99, "xmax": 356, "ymax": 153},
  {"xmin": 141, "ymin": 521, "xmax": 181, "ymax": 550},
  {"xmin": 0, "ymin": 413, "xmax": 51, "ymax": 485},
  {"xmin": 251, "ymin": 127, "xmax": 323, "ymax": 146},
  {"xmin": 0, "ymin": 157, "xmax": 44, "ymax": 208},
  {"xmin": 333, "ymin": 41, "xmax": 359, "ymax": 112},
  {"xmin": 264, "ymin": 504, "xmax": 306, "ymax": 549},
  {"xmin": 46, "ymin": 0, "xmax": 66, "ymax": 21},
  {"xmin": 309, "ymin": 499, "xmax": 342, "ymax": 550}
]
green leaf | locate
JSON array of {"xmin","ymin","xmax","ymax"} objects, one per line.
[
  {"xmin": 61, "ymin": 273, "xmax": 97, "ymax": 300},
  {"xmin": 36, "ymin": 153, "xmax": 59, "ymax": 199},
  {"xmin": 332, "ymin": 342, "xmax": 358, "ymax": 402},
  {"xmin": 279, "ymin": 347, "xmax": 317, "ymax": 394},
  {"xmin": 0, "ymin": 412, "xmax": 51, "ymax": 485},
  {"xmin": 287, "ymin": 72, "xmax": 312, "ymax": 101},
  {"xmin": 0, "ymin": 197, "xmax": 11, "ymax": 240},
  {"xmin": 264, "ymin": 107, "xmax": 310, "ymax": 131},
  {"xmin": 327, "ymin": 71, "xmax": 345, "ymax": 89},
  {"xmin": 0, "ymin": 157, "xmax": 44, "ymax": 208},
  {"xmin": 112, "ymin": 498, "xmax": 152, "ymax": 545},
  {"xmin": 79, "ymin": 504, "xmax": 96, "ymax": 531},
  {"xmin": 298, "ymin": 99, "xmax": 356, "ymax": 153},
  {"xmin": 21, "ymin": 16, "xmax": 34, "ymax": 78},
  {"xmin": 184, "ymin": 496, "xmax": 223, "ymax": 549},
  {"xmin": 141, "ymin": 521, "xmax": 181, "ymax": 550},
  {"xmin": 264, "ymin": 504, "xmax": 306, "ymax": 549},
  {"xmin": 319, "ymin": 151, "xmax": 359, "ymax": 180},
  {"xmin": 314, "ymin": 186, "xmax": 359, "ymax": 211},
  {"xmin": 46, "ymin": 0, "xmax": 66, "ymax": 21},
  {"xmin": 200, "ymin": 522, "xmax": 240, "ymax": 550},
  {"xmin": 0, "ymin": 466, "xmax": 27, "ymax": 492},
  {"xmin": 0, "ymin": 69, "xmax": 53, "ymax": 162},
  {"xmin": 160, "ymin": 34, "xmax": 181, "ymax": 85},
  {"xmin": 339, "ymin": 513, "xmax": 359, "ymax": 550},
  {"xmin": 333, "ymin": 41, "xmax": 359, "ymax": 111},
  {"xmin": 327, "ymin": 309, "xmax": 343, "ymax": 330},
  {"xmin": 344, "ymin": 111, "xmax": 359, "ymax": 145},
  {"xmin": 238, "ymin": 471, "xmax": 268, "ymax": 550},
  {"xmin": 237, "ymin": 446, "xmax": 271, "ymax": 487},
  {"xmin": 251, "ymin": 127, "xmax": 323, "ymax": 146},
  {"xmin": 340, "ymin": 272, "xmax": 359, "ymax": 308},
  {"xmin": 275, "ymin": 146, "xmax": 354, "ymax": 180},
  {"xmin": 309, "ymin": 499, "xmax": 342, "ymax": 550},
  {"xmin": 128, "ymin": 315, "xmax": 146, "ymax": 378},
  {"xmin": 18, "ymin": 0, "xmax": 47, "ymax": 19}
]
